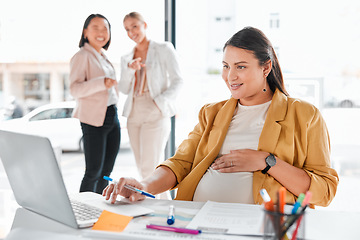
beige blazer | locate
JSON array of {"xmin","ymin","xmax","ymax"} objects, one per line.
[
  {"xmin": 70, "ymin": 43, "xmax": 118, "ymax": 127},
  {"xmin": 160, "ymin": 89, "xmax": 339, "ymax": 207}
]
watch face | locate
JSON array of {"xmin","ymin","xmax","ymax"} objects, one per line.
[{"xmin": 266, "ymin": 154, "xmax": 276, "ymax": 167}]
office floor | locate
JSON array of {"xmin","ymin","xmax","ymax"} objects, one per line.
[{"xmin": 1, "ymin": 147, "xmax": 360, "ymax": 238}]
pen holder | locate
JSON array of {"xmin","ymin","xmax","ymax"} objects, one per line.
[{"xmin": 263, "ymin": 206, "xmax": 305, "ymax": 240}]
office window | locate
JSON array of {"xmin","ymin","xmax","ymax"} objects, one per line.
[
  {"xmin": 23, "ymin": 73, "xmax": 50, "ymax": 101},
  {"xmin": 62, "ymin": 73, "xmax": 71, "ymax": 101},
  {"xmin": 270, "ymin": 13, "xmax": 280, "ymax": 29},
  {"xmin": 0, "ymin": 74, "xmax": 3, "ymax": 109},
  {"xmin": 177, "ymin": 0, "xmax": 360, "ymax": 212},
  {"xmin": 0, "ymin": 0, "xmax": 164, "ymax": 104},
  {"xmin": 274, "ymin": 46, "xmax": 280, "ymax": 60},
  {"xmin": 0, "ymin": 1, "xmax": 166, "ymax": 237},
  {"xmin": 215, "ymin": 16, "xmax": 232, "ymax": 22},
  {"xmin": 0, "ymin": 74, "xmax": 2, "ymax": 91}
]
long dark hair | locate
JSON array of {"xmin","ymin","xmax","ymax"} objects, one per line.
[
  {"xmin": 223, "ymin": 27, "xmax": 288, "ymax": 95},
  {"xmin": 78, "ymin": 14, "xmax": 111, "ymax": 50}
]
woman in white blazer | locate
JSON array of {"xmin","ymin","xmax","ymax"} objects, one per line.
[
  {"xmin": 70, "ymin": 14, "xmax": 120, "ymax": 194},
  {"xmin": 120, "ymin": 12, "xmax": 183, "ymax": 180}
]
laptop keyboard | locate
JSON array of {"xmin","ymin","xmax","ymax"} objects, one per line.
[{"xmin": 70, "ymin": 199, "xmax": 103, "ymax": 221}]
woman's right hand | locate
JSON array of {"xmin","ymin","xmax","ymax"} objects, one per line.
[
  {"xmin": 102, "ymin": 177, "xmax": 147, "ymax": 204},
  {"xmin": 128, "ymin": 57, "xmax": 145, "ymax": 70},
  {"xmin": 104, "ymin": 77, "xmax": 117, "ymax": 89}
]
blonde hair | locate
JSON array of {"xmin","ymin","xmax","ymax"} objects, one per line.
[{"xmin": 123, "ymin": 12, "xmax": 145, "ymax": 23}]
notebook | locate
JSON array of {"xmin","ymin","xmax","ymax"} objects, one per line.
[{"xmin": 0, "ymin": 130, "xmax": 153, "ymax": 228}]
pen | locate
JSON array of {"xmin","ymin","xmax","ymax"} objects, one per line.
[
  {"xmin": 167, "ymin": 205, "xmax": 175, "ymax": 225},
  {"xmin": 103, "ymin": 176, "xmax": 155, "ymax": 198},
  {"xmin": 282, "ymin": 193, "xmax": 305, "ymax": 231},
  {"xmin": 146, "ymin": 224, "xmax": 201, "ymax": 235},
  {"xmin": 277, "ymin": 186, "xmax": 286, "ymax": 238},
  {"xmin": 291, "ymin": 205, "xmax": 308, "ymax": 240},
  {"xmin": 285, "ymin": 192, "xmax": 311, "ymax": 240},
  {"xmin": 123, "ymin": 184, "xmax": 156, "ymax": 198},
  {"xmin": 291, "ymin": 193, "xmax": 305, "ymax": 214},
  {"xmin": 281, "ymin": 205, "xmax": 308, "ymax": 239},
  {"xmin": 260, "ymin": 188, "xmax": 275, "ymax": 211},
  {"xmin": 290, "ymin": 191, "xmax": 312, "ymax": 240}
]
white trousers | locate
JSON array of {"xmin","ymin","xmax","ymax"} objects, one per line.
[{"xmin": 127, "ymin": 92, "xmax": 171, "ymax": 180}]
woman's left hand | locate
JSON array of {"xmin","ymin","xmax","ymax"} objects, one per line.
[{"xmin": 211, "ymin": 149, "xmax": 268, "ymax": 173}]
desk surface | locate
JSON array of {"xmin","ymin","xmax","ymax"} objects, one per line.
[{"xmin": 4, "ymin": 198, "xmax": 360, "ymax": 240}]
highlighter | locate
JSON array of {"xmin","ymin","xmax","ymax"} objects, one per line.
[
  {"xmin": 278, "ymin": 187, "xmax": 286, "ymax": 214},
  {"xmin": 291, "ymin": 193, "xmax": 305, "ymax": 214},
  {"xmin": 167, "ymin": 205, "xmax": 175, "ymax": 225},
  {"xmin": 260, "ymin": 188, "xmax": 275, "ymax": 211}
]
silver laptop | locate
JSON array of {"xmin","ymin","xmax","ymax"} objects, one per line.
[{"xmin": 0, "ymin": 130, "xmax": 153, "ymax": 229}]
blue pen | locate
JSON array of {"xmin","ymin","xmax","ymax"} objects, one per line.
[
  {"xmin": 291, "ymin": 193, "xmax": 305, "ymax": 214},
  {"xmin": 103, "ymin": 176, "xmax": 155, "ymax": 198},
  {"xmin": 167, "ymin": 205, "xmax": 175, "ymax": 225}
]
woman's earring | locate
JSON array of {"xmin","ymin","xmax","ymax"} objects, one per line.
[{"xmin": 263, "ymin": 74, "xmax": 268, "ymax": 92}]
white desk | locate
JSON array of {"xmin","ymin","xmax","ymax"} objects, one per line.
[{"xmin": 4, "ymin": 199, "xmax": 360, "ymax": 240}]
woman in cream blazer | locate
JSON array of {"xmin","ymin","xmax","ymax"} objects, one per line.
[
  {"xmin": 119, "ymin": 12, "xmax": 183, "ymax": 181},
  {"xmin": 120, "ymin": 40, "xmax": 183, "ymax": 119}
]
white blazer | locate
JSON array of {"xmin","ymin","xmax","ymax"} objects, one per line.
[{"xmin": 119, "ymin": 40, "xmax": 183, "ymax": 118}]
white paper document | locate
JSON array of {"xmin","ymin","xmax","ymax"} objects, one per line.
[{"xmin": 186, "ymin": 201, "xmax": 264, "ymax": 236}]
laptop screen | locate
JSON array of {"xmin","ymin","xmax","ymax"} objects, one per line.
[{"xmin": 0, "ymin": 130, "xmax": 78, "ymax": 228}]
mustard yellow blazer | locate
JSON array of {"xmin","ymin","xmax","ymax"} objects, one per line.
[{"xmin": 160, "ymin": 89, "xmax": 339, "ymax": 207}]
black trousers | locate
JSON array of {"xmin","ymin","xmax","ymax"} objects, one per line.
[{"xmin": 79, "ymin": 105, "xmax": 121, "ymax": 194}]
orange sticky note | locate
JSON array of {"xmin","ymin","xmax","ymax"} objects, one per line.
[{"xmin": 92, "ymin": 210, "xmax": 133, "ymax": 232}]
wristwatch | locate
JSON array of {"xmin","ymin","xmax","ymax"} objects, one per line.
[{"xmin": 261, "ymin": 153, "xmax": 276, "ymax": 174}]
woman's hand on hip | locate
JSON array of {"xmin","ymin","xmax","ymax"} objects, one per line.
[{"xmin": 211, "ymin": 149, "xmax": 267, "ymax": 173}]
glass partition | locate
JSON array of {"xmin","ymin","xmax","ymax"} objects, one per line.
[{"xmin": 176, "ymin": 0, "xmax": 360, "ymax": 210}]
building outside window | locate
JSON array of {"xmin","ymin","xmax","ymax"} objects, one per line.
[
  {"xmin": 23, "ymin": 73, "xmax": 50, "ymax": 110},
  {"xmin": 0, "ymin": 74, "xmax": 3, "ymax": 108},
  {"xmin": 62, "ymin": 73, "xmax": 71, "ymax": 101},
  {"xmin": 0, "ymin": 74, "xmax": 3, "ymax": 91},
  {"xmin": 176, "ymin": 0, "xmax": 360, "ymax": 213},
  {"xmin": 270, "ymin": 13, "xmax": 280, "ymax": 29}
]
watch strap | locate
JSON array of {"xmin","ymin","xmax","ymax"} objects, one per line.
[
  {"xmin": 261, "ymin": 165, "xmax": 271, "ymax": 174},
  {"xmin": 261, "ymin": 153, "xmax": 275, "ymax": 174}
]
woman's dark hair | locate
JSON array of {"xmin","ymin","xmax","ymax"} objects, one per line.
[
  {"xmin": 223, "ymin": 27, "xmax": 288, "ymax": 95},
  {"xmin": 79, "ymin": 14, "xmax": 111, "ymax": 50}
]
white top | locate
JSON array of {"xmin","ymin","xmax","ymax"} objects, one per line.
[
  {"xmin": 87, "ymin": 45, "xmax": 118, "ymax": 107},
  {"xmin": 98, "ymin": 53, "xmax": 118, "ymax": 106},
  {"xmin": 193, "ymin": 101, "xmax": 271, "ymax": 203}
]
